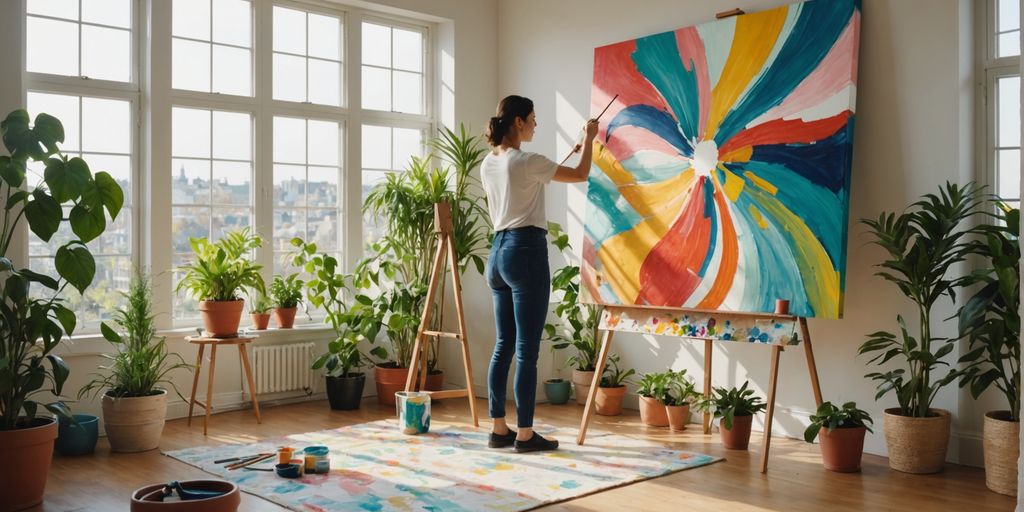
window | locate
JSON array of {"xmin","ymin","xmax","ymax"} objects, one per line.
[
  {"xmin": 25, "ymin": 92, "xmax": 134, "ymax": 324},
  {"xmin": 273, "ymin": 6, "xmax": 343, "ymax": 106},
  {"xmin": 171, "ymin": 107, "xmax": 253, "ymax": 319},
  {"xmin": 361, "ymin": 21, "xmax": 425, "ymax": 114},
  {"xmin": 27, "ymin": 0, "xmax": 133, "ymax": 82},
  {"xmin": 273, "ymin": 116, "xmax": 343, "ymax": 273},
  {"xmin": 360, "ymin": 124, "xmax": 424, "ymax": 245},
  {"xmin": 984, "ymin": 0, "xmax": 1022, "ymax": 208},
  {"xmin": 172, "ymin": 0, "xmax": 253, "ymax": 96}
]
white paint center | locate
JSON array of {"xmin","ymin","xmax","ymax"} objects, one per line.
[{"xmin": 692, "ymin": 140, "xmax": 719, "ymax": 177}]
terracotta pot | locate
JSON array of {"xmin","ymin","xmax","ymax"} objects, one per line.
[
  {"xmin": 274, "ymin": 307, "xmax": 298, "ymax": 329},
  {"xmin": 666, "ymin": 403, "xmax": 691, "ymax": 431},
  {"xmin": 639, "ymin": 395, "xmax": 669, "ymax": 427},
  {"xmin": 819, "ymin": 425, "xmax": 866, "ymax": 472},
  {"xmin": 374, "ymin": 365, "xmax": 410, "ymax": 406},
  {"xmin": 720, "ymin": 414, "xmax": 753, "ymax": 450},
  {"xmin": 883, "ymin": 408, "xmax": 950, "ymax": 474},
  {"xmin": 0, "ymin": 417, "xmax": 57, "ymax": 512},
  {"xmin": 250, "ymin": 313, "xmax": 270, "ymax": 330},
  {"xmin": 131, "ymin": 480, "xmax": 240, "ymax": 511},
  {"xmin": 425, "ymin": 370, "xmax": 444, "ymax": 392},
  {"xmin": 199, "ymin": 300, "xmax": 244, "ymax": 337},
  {"xmin": 983, "ymin": 410, "xmax": 1019, "ymax": 496},
  {"xmin": 595, "ymin": 385, "xmax": 626, "ymax": 416},
  {"xmin": 572, "ymin": 369, "xmax": 595, "ymax": 405},
  {"xmin": 103, "ymin": 389, "xmax": 168, "ymax": 453}
]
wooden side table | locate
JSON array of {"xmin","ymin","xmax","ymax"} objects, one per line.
[{"xmin": 186, "ymin": 335, "xmax": 262, "ymax": 435}]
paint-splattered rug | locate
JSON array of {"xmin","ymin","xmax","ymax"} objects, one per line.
[{"xmin": 165, "ymin": 420, "xmax": 720, "ymax": 511}]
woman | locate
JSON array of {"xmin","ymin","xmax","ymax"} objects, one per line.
[{"xmin": 481, "ymin": 95, "xmax": 598, "ymax": 453}]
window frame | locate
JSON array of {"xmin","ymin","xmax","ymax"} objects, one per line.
[
  {"xmin": 980, "ymin": 0, "xmax": 1022, "ymax": 206},
  {"xmin": 22, "ymin": 0, "xmax": 142, "ymax": 332}
]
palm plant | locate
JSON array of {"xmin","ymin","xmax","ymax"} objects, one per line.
[
  {"xmin": 175, "ymin": 227, "xmax": 265, "ymax": 302},
  {"xmin": 957, "ymin": 201, "xmax": 1020, "ymax": 420},
  {"xmin": 79, "ymin": 270, "xmax": 191, "ymax": 400},
  {"xmin": 356, "ymin": 124, "xmax": 489, "ymax": 368},
  {"xmin": 859, "ymin": 182, "xmax": 983, "ymax": 417}
]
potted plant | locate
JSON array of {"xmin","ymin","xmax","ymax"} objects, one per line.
[
  {"xmin": 596, "ymin": 354, "xmax": 635, "ymax": 416},
  {"xmin": 248, "ymin": 287, "xmax": 272, "ymax": 330},
  {"xmin": 544, "ymin": 222, "xmax": 601, "ymax": 405},
  {"xmin": 859, "ymin": 182, "xmax": 981, "ymax": 473},
  {"xmin": 804, "ymin": 401, "xmax": 874, "ymax": 472},
  {"xmin": 79, "ymin": 270, "xmax": 191, "ymax": 452},
  {"xmin": 544, "ymin": 376, "xmax": 572, "ymax": 405},
  {"xmin": 270, "ymin": 273, "xmax": 303, "ymax": 329},
  {"xmin": 0, "ymin": 110, "xmax": 122, "ymax": 509},
  {"xmin": 291, "ymin": 240, "xmax": 377, "ymax": 410},
  {"xmin": 358, "ymin": 125, "xmax": 491, "ymax": 406},
  {"xmin": 636, "ymin": 371, "xmax": 670, "ymax": 427},
  {"xmin": 957, "ymin": 200, "xmax": 1020, "ymax": 495},
  {"xmin": 664, "ymin": 369, "xmax": 699, "ymax": 431},
  {"xmin": 175, "ymin": 228, "xmax": 265, "ymax": 337},
  {"xmin": 700, "ymin": 381, "xmax": 767, "ymax": 450}
]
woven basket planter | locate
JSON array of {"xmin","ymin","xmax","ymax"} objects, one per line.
[
  {"xmin": 883, "ymin": 408, "xmax": 950, "ymax": 474},
  {"xmin": 983, "ymin": 410, "xmax": 1019, "ymax": 496}
]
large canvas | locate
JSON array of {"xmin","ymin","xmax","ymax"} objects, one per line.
[{"xmin": 582, "ymin": 0, "xmax": 861, "ymax": 319}]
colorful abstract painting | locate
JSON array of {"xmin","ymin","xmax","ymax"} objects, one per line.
[
  {"xmin": 582, "ymin": 0, "xmax": 860, "ymax": 319},
  {"xmin": 600, "ymin": 307, "xmax": 799, "ymax": 345},
  {"xmin": 166, "ymin": 420, "xmax": 720, "ymax": 512}
]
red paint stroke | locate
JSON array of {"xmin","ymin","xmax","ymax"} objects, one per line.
[
  {"xmin": 637, "ymin": 176, "xmax": 711, "ymax": 305},
  {"xmin": 696, "ymin": 181, "xmax": 738, "ymax": 309},
  {"xmin": 674, "ymin": 26, "xmax": 711, "ymax": 139},
  {"xmin": 593, "ymin": 39, "xmax": 674, "ymax": 141},
  {"xmin": 719, "ymin": 111, "xmax": 850, "ymax": 156}
]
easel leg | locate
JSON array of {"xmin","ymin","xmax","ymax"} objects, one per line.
[
  {"xmin": 447, "ymin": 235, "xmax": 478, "ymax": 427},
  {"xmin": 760, "ymin": 344, "xmax": 783, "ymax": 473},
  {"xmin": 577, "ymin": 329, "xmax": 614, "ymax": 445},
  {"xmin": 800, "ymin": 317, "xmax": 824, "ymax": 407},
  {"xmin": 187, "ymin": 343, "xmax": 205, "ymax": 426},
  {"xmin": 238, "ymin": 344, "xmax": 261, "ymax": 424},
  {"xmin": 204, "ymin": 343, "xmax": 218, "ymax": 436},
  {"xmin": 703, "ymin": 339, "xmax": 712, "ymax": 435}
]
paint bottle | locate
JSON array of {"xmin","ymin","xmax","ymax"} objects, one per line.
[{"xmin": 277, "ymin": 446, "xmax": 295, "ymax": 465}]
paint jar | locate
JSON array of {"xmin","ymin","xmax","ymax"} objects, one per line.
[
  {"xmin": 303, "ymin": 445, "xmax": 330, "ymax": 474},
  {"xmin": 396, "ymin": 391, "xmax": 431, "ymax": 435},
  {"xmin": 289, "ymin": 458, "xmax": 305, "ymax": 476},
  {"xmin": 277, "ymin": 446, "xmax": 295, "ymax": 465}
]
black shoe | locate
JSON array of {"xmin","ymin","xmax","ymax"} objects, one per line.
[
  {"xmin": 488, "ymin": 429, "xmax": 517, "ymax": 448},
  {"xmin": 514, "ymin": 433, "xmax": 559, "ymax": 453}
]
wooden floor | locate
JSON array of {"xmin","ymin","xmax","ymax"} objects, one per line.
[{"xmin": 34, "ymin": 398, "xmax": 1014, "ymax": 511}]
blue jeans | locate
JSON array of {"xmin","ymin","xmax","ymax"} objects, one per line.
[{"xmin": 486, "ymin": 226, "xmax": 550, "ymax": 428}]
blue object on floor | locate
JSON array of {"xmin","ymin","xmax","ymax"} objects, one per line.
[{"xmin": 56, "ymin": 414, "xmax": 99, "ymax": 456}]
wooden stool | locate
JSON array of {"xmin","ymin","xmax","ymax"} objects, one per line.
[{"xmin": 186, "ymin": 335, "xmax": 262, "ymax": 435}]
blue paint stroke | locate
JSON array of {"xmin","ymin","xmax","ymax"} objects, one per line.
[
  {"xmin": 632, "ymin": 31, "xmax": 701, "ymax": 141},
  {"xmin": 607, "ymin": 105, "xmax": 693, "ymax": 157}
]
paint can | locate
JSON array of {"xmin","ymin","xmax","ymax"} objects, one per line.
[
  {"xmin": 303, "ymin": 446, "xmax": 330, "ymax": 474},
  {"xmin": 277, "ymin": 446, "xmax": 295, "ymax": 465},
  {"xmin": 395, "ymin": 391, "xmax": 431, "ymax": 435}
]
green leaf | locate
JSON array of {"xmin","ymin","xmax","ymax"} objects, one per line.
[
  {"xmin": 5, "ymin": 189, "xmax": 29, "ymax": 209},
  {"xmin": 804, "ymin": 423, "xmax": 822, "ymax": 443},
  {"xmin": 47, "ymin": 354, "xmax": 70, "ymax": 395},
  {"xmin": 55, "ymin": 244, "xmax": 95, "ymax": 294},
  {"xmin": 16, "ymin": 267, "xmax": 59, "ymax": 290},
  {"xmin": 33, "ymin": 113, "xmax": 64, "ymax": 154},
  {"xmin": 24, "ymin": 189, "xmax": 62, "ymax": 242},
  {"xmin": 53, "ymin": 305, "xmax": 76, "ymax": 336},
  {"xmin": 93, "ymin": 171, "xmax": 124, "ymax": 219},
  {"xmin": 45, "ymin": 157, "xmax": 90, "ymax": 202},
  {"xmin": 69, "ymin": 197, "xmax": 106, "ymax": 243},
  {"xmin": 100, "ymin": 322, "xmax": 122, "ymax": 343}
]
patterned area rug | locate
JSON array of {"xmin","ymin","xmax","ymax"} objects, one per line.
[{"xmin": 165, "ymin": 420, "xmax": 721, "ymax": 511}]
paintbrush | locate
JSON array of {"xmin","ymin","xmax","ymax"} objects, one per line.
[
  {"xmin": 227, "ymin": 453, "xmax": 274, "ymax": 470},
  {"xmin": 559, "ymin": 93, "xmax": 619, "ymax": 165},
  {"xmin": 215, "ymin": 454, "xmax": 262, "ymax": 465}
]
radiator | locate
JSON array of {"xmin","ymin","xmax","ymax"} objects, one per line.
[{"xmin": 252, "ymin": 343, "xmax": 315, "ymax": 395}]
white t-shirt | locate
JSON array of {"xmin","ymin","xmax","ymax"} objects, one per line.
[{"xmin": 480, "ymin": 148, "xmax": 558, "ymax": 231}]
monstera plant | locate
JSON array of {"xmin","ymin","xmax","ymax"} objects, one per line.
[{"xmin": 0, "ymin": 109, "xmax": 122, "ymax": 509}]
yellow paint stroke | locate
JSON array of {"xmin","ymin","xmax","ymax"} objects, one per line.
[
  {"xmin": 719, "ymin": 145, "xmax": 752, "ymax": 163},
  {"xmin": 704, "ymin": 8, "xmax": 788, "ymax": 141},
  {"xmin": 598, "ymin": 177, "xmax": 699, "ymax": 302},
  {"xmin": 592, "ymin": 140, "xmax": 635, "ymax": 186},
  {"xmin": 494, "ymin": 463, "xmax": 514, "ymax": 471},
  {"xmin": 743, "ymin": 170, "xmax": 778, "ymax": 195},
  {"xmin": 748, "ymin": 204, "xmax": 768, "ymax": 229},
  {"xmin": 721, "ymin": 165, "xmax": 746, "ymax": 202},
  {"xmin": 748, "ymin": 187, "xmax": 840, "ymax": 318},
  {"xmin": 593, "ymin": 140, "xmax": 695, "ymax": 217}
]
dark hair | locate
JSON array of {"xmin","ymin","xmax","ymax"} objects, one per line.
[{"xmin": 486, "ymin": 95, "xmax": 534, "ymax": 146}]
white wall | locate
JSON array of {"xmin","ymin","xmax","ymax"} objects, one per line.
[{"xmin": 489, "ymin": 0, "xmax": 993, "ymax": 464}]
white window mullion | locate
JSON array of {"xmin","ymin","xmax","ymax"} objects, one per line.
[
  {"xmin": 345, "ymin": 16, "xmax": 362, "ymax": 271},
  {"xmin": 255, "ymin": 0, "xmax": 274, "ymax": 286}
]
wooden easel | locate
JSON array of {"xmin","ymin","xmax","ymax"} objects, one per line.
[
  {"xmin": 405, "ymin": 202, "xmax": 480, "ymax": 427},
  {"xmin": 576, "ymin": 306, "xmax": 823, "ymax": 473}
]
